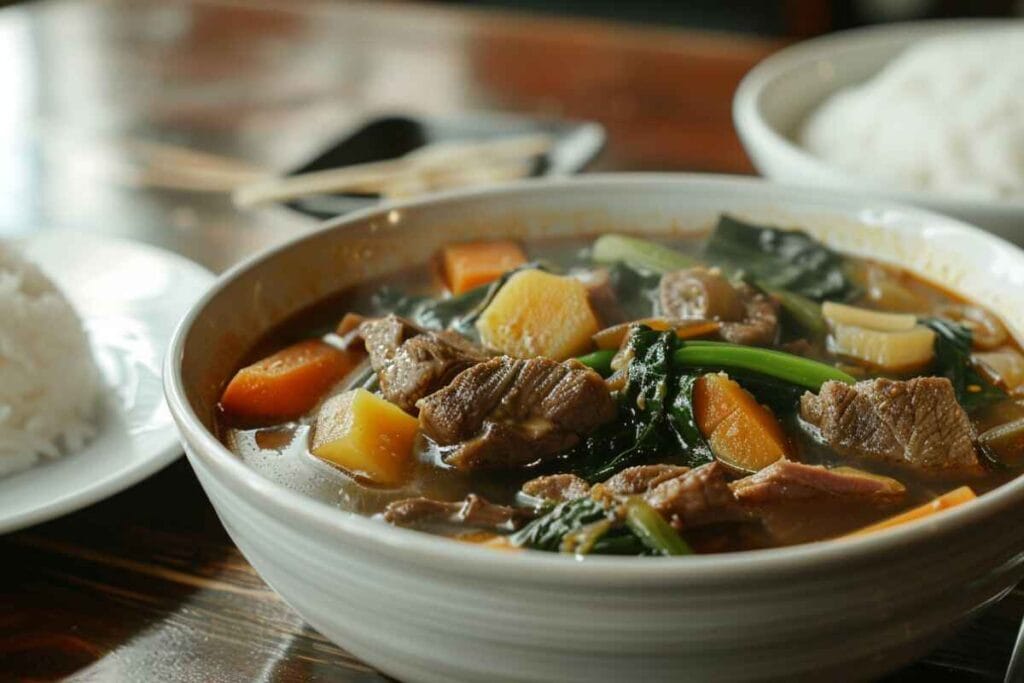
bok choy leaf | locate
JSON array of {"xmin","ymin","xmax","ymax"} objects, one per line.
[{"xmin": 704, "ymin": 215, "xmax": 856, "ymax": 302}]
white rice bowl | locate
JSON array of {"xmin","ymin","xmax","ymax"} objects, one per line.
[
  {"xmin": 0, "ymin": 241, "xmax": 101, "ymax": 476},
  {"xmin": 800, "ymin": 29, "xmax": 1024, "ymax": 200}
]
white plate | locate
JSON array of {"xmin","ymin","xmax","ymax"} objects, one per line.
[{"xmin": 0, "ymin": 231, "xmax": 214, "ymax": 534}]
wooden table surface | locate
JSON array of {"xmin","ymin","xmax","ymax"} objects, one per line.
[{"xmin": 0, "ymin": 1, "xmax": 1020, "ymax": 680}]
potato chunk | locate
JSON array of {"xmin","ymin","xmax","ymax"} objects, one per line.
[
  {"xmin": 475, "ymin": 269, "xmax": 599, "ymax": 360},
  {"xmin": 822, "ymin": 301, "xmax": 917, "ymax": 332},
  {"xmin": 830, "ymin": 323, "xmax": 935, "ymax": 372},
  {"xmin": 311, "ymin": 389, "xmax": 418, "ymax": 486}
]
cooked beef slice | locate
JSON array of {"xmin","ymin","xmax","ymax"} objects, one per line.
[
  {"xmin": 418, "ymin": 357, "xmax": 616, "ymax": 470},
  {"xmin": 602, "ymin": 464, "xmax": 692, "ymax": 496},
  {"xmin": 520, "ymin": 473, "xmax": 591, "ymax": 503},
  {"xmin": 730, "ymin": 460, "xmax": 906, "ymax": 504},
  {"xmin": 379, "ymin": 331, "xmax": 491, "ymax": 413},
  {"xmin": 359, "ymin": 315, "xmax": 423, "ymax": 371},
  {"xmin": 383, "ymin": 494, "xmax": 528, "ymax": 532},
  {"xmin": 660, "ymin": 267, "xmax": 745, "ymax": 321},
  {"xmin": 800, "ymin": 377, "xmax": 981, "ymax": 473},
  {"xmin": 718, "ymin": 286, "xmax": 779, "ymax": 346},
  {"xmin": 642, "ymin": 461, "xmax": 749, "ymax": 529},
  {"xmin": 659, "ymin": 267, "xmax": 778, "ymax": 346}
]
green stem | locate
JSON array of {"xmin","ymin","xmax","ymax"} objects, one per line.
[
  {"xmin": 759, "ymin": 285, "xmax": 826, "ymax": 337},
  {"xmin": 624, "ymin": 497, "xmax": 693, "ymax": 556},
  {"xmin": 673, "ymin": 341, "xmax": 855, "ymax": 390},
  {"xmin": 592, "ymin": 234, "xmax": 698, "ymax": 274},
  {"xmin": 576, "ymin": 349, "xmax": 616, "ymax": 377}
]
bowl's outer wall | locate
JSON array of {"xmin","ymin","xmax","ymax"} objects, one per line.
[
  {"xmin": 174, "ymin": 178, "xmax": 1024, "ymax": 682},
  {"xmin": 734, "ymin": 21, "xmax": 1024, "ymax": 244}
]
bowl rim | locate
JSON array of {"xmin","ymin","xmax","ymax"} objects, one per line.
[
  {"xmin": 733, "ymin": 17, "xmax": 1024, "ymax": 213},
  {"xmin": 165, "ymin": 173, "xmax": 1024, "ymax": 583}
]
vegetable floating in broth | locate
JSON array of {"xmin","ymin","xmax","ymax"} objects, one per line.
[{"xmin": 217, "ymin": 215, "xmax": 1024, "ymax": 556}]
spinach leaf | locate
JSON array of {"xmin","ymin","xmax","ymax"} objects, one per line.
[
  {"xmin": 589, "ymin": 530, "xmax": 650, "ymax": 555},
  {"xmin": 922, "ymin": 317, "xmax": 1006, "ymax": 413},
  {"xmin": 577, "ymin": 327, "xmax": 679, "ymax": 481},
  {"xmin": 571, "ymin": 327, "xmax": 712, "ymax": 482},
  {"xmin": 668, "ymin": 374, "xmax": 714, "ymax": 464},
  {"xmin": 509, "ymin": 497, "xmax": 609, "ymax": 552},
  {"xmin": 704, "ymin": 215, "xmax": 855, "ymax": 301}
]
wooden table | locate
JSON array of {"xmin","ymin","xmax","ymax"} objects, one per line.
[{"xmin": 0, "ymin": 1, "xmax": 1019, "ymax": 680}]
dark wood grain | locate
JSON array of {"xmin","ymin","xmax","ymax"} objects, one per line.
[{"xmin": 0, "ymin": 1, "xmax": 1018, "ymax": 681}]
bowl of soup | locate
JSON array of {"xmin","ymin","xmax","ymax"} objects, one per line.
[{"xmin": 165, "ymin": 175, "xmax": 1024, "ymax": 682}]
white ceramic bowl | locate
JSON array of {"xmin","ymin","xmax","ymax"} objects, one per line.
[
  {"xmin": 165, "ymin": 175, "xmax": 1024, "ymax": 682},
  {"xmin": 733, "ymin": 19, "xmax": 1024, "ymax": 245}
]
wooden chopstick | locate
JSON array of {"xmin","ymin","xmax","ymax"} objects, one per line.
[{"xmin": 231, "ymin": 133, "xmax": 553, "ymax": 209}]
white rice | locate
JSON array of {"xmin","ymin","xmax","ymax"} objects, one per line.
[
  {"xmin": 800, "ymin": 30, "xmax": 1024, "ymax": 200},
  {"xmin": 0, "ymin": 241, "xmax": 101, "ymax": 476}
]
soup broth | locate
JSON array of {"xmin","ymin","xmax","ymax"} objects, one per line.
[{"xmin": 217, "ymin": 219, "xmax": 1024, "ymax": 556}]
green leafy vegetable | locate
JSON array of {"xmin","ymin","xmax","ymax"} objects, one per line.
[
  {"xmin": 668, "ymin": 374, "xmax": 714, "ymax": 462},
  {"xmin": 673, "ymin": 341, "xmax": 855, "ymax": 390},
  {"xmin": 510, "ymin": 496, "xmax": 666, "ymax": 557},
  {"xmin": 510, "ymin": 497, "xmax": 610, "ymax": 552},
  {"xmin": 922, "ymin": 317, "xmax": 1006, "ymax": 412},
  {"xmin": 704, "ymin": 215, "xmax": 855, "ymax": 301},
  {"xmin": 570, "ymin": 328, "xmax": 713, "ymax": 482},
  {"xmin": 589, "ymin": 530, "xmax": 650, "ymax": 555},
  {"xmin": 581, "ymin": 327, "xmax": 679, "ymax": 480},
  {"xmin": 624, "ymin": 497, "xmax": 693, "ymax": 556}
]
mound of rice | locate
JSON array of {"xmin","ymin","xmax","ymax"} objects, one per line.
[
  {"xmin": 800, "ymin": 30, "xmax": 1024, "ymax": 200},
  {"xmin": 0, "ymin": 241, "xmax": 101, "ymax": 476}
]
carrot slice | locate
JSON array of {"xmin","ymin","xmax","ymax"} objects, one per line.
[
  {"xmin": 220, "ymin": 340, "xmax": 361, "ymax": 422},
  {"xmin": 443, "ymin": 240, "xmax": 527, "ymax": 294},
  {"xmin": 846, "ymin": 486, "xmax": 977, "ymax": 538},
  {"xmin": 693, "ymin": 372, "xmax": 788, "ymax": 473}
]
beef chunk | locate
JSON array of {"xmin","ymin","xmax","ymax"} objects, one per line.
[
  {"xmin": 383, "ymin": 494, "xmax": 528, "ymax": 532},
  {"xmin": 381, "ymin": 332, "xmax": 491, "ymax": 413},
  {"xmin": 659, "ymin": 267, "xmax": 778, "ymax": 346},
  {"xmin": 718, "ymin": 287, "xmax": 778, "ymax": 346},
  {"xmin": 359, "ymin": 315, "xmax": 491, "ymax": 414},
  {"xmin": 730, "ymin": 460, "xmax": 906, "ymax": 504},
  {"xmin": 520, "ymin": 473, "xmax": 591, "ymax": 503},
  {"xmin": 800, "ymin": 377, "xmax": 981, "ymax": 473},
  {"xmin": 359, "ymin": 315, "xmax": 423, "ymax": 370},
  {"xmin": 603, "ymin": 464, "xmax": 692, "ymax": 496},
  {"xmin": 642, "ymin": 462, "xmax": 749, "ymax": 529},
  {"xmin": 418, "ymin": 357, "xmax": 616, "ymax": 470},
  {"xmin": 597, "ymin": 462, "xmax": 746, "ymax": 529}
]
